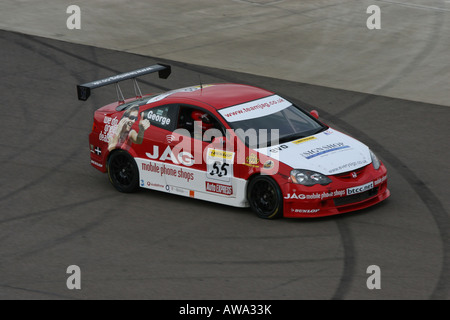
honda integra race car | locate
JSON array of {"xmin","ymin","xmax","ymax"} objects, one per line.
[{"xmin": 78, "ymin": 64, "xmax": 390, "ymax": 219}]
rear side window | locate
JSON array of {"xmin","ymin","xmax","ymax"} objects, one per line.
[{"xmin": 142, "ymin": 104, "xmax": 178, "ymax": 131}]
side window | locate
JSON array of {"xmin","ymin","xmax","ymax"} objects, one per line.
[
  {"xmin": 142, "ymin": 104, "xmax": 178, "ymax": 131},
  {"xmin": 176, "ymin": 106, "xmax": 224, "ymax": 142}
]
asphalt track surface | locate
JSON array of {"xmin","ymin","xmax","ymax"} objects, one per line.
[{"xmin": 0, "ymin": 30, "xmax": 449, "ymax": 300}]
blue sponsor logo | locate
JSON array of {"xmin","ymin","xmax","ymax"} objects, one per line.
[{"xmin": 301, "ymin": 143, "xmax": 350, "ymax": 159}]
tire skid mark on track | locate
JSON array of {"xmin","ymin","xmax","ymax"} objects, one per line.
[
  {"xmin": 331, "ymin": 219, "xmax": 354, "ymax": 300},
  {"xmin": 25, "ymin": 34, "xmax": 172, "ymax": 92},
  {"xmin": 2, "ymin": 31, "xmax": 448, "ymax": 299},
  {"xmin": 105, "ymin": 56, "xmax": 450, "ymax": 299},
  {"xmin": 172, "ymin": 256, "xmax": 344, "ymax": 265},
  {"xmin": 0, "ymin": 283, "xmax": 76, "ymax": 300},
  {"xmin": 2, "ymin": 35, "xmax": 88, "ymax": 164},
  {"xmin": 0, "ymin": 33, "xmax": 122, "ymax": 202},
  {"xmin": 0, "ymin": 194, "xmax": 116, "ymax": 226},
  {"xmin": 0, "ymin": 148, "xmax": 79, "ymax": 202},
  {"xmin": 0, "ymin": 32, "xmax": 137, "ymax": 167},
  {"xmin": 13, "ymin": 207, "xmax": 118, "ymax": 261},
  {"xmin": 307, "ymin": 107, "xmax": 450, "ymax": 300}
]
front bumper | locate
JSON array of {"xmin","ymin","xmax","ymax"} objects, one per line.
[{"xmin": 282, "ymin": 164, "xmax": 390, "ymax": 218}]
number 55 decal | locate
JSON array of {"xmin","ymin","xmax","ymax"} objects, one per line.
[
  {"xmin": 210, "ymin": 161, "xmax": 229, "ymax": 178},
  {"xmin": 206, "ymin": 149, "xmax": 234, "ymax": 182}
]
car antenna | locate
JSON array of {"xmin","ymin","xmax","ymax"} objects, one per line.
[{"xmin": 198, "ymin": 75, "xmax": 203, "ymax": 92}]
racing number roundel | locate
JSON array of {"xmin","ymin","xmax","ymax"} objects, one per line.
[{"xmin": 206, "ymin": 148, "xmax": 234, "ymax": 182}]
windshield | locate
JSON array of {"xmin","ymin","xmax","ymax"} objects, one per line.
[{"xmin": 220, "ymin": 96, "xmax": 326, "ymax": 148}]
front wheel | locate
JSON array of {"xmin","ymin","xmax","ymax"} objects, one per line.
[
  {"xmin": 107, "ymin": 150, "xmax": 140, "ymax": 193},
  {"xmin": 247, "ymin": 176, "xmax": 283, "ymax": 219}
]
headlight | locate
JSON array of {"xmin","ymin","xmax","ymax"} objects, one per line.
[
  {"xmin": 290, "ymin": 169, "xmax": 332, "ymax": 186},
  {"xmin": 370, "ymin": 150, "xmax": 380, "ymax": 170}
]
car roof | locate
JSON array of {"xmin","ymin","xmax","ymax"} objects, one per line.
[{"xmin": 156, "ymin": 83, "xmax": 275, "ymax": 110}]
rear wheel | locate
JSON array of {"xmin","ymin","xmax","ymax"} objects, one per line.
[
  {"xmin": 107, "ymin": 150, "xmax": 140, "ymax": 193},
  {"xmin": 247, "ymin": 176, "xmax": 283, "ymax": 219}
]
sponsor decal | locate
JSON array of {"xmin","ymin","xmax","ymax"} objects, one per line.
[
  {"xmin": 99, "ymin": 115, "xmax": 119, "ymax": 143},
  {"xmin": 205, "ymin": 181, "xmax": 233, "ymax": 196},
  {"xmin": 332, "ymin": 190, "xmax": 346, "ymax": 197},
  {"xmin": 247, "ymin": 154, "xmax": 259, "ymax": 165},
  {"xmin": 301, "ymin": 142, "xmax": 350, "ymax": 159},
  {"xmin": 328, "ymin": 159, "xmax": 368, "ymax": 174},
  {"xmin": 166, "ymin": 134, "xmax": 177, "ymax": 144},
  {"xmin": 319, "ymin": 191, "xmax": 334, "ymax": 199},
  {"xmin": 285, "ymin": 181, "xmax": 377, "ymax": 202},
  {"xmin": 269, "ymin": 144, "xmax": 288, "ymax": 154},
  {"xmin": 146, "ymin": 145, "xmax": 194, "ymax": 167},
  {"xmin": 284, "ymin": 189, "xmax": 346, "ymax": 200},
  {"xmin": 94, "ymin": 146, "xmax": 102, "ymax": 156},
  {"xmin": 90, "ymin": 66, "xmax": 162, "ymax": 87},
  {"xmin": 220, "ymin": 95, "xmax": 291, "ymax": 122},
  {"xmin": 374, "ymin": 175, "xmax": 387, "ymax": 186},
  {"xmin": 292, "ymin": 136, "xmax": 317, "ymax": 144},
  {"xmin": 90, "ymin": 160, "xmax": 103, "ymax": 168},
  {"xmin": 284, "ymin": 193, "xmax": 320, "ymax": 200},
  {"xmin": 346, "ymin": 181, "xmax": 374, "ymax": 196},
  {"xmin": 291, "ymin": 208, "xmax": 320, "ymax": 214},
  {"xmin": 140, "ymin": 180, "xmax": 165, "ymax": 189},
  {"xmin": 208, "ymin": 149, "xmax": 234, "ymax": 160},
  {"xmin": 243, "ymin": 153, "xmax": 260, "ymax": 168},
  {"xmin": 141, "ymin": 161, "xmax": 194, "ymax": 182},
  {"xmin": 168, "ymin": 185, "xmax": 189, "ymax": 195},
  {"xmin": 263, "ymin": 160, "xmax": 274, "ymax": 169}
]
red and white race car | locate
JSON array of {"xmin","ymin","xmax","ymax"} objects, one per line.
[{"xmin": 78, "ymin": 64, "xmax": 390, "ymax": 219}]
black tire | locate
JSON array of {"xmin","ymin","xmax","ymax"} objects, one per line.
[
  {"xmin": 107, "ymin": 150, "xmax": 140, "ymax": 193},
  {"xmin": 247, "ymin": 175, "xmax": 283, "ymax": 219}
]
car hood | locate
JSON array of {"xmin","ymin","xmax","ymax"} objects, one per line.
[{"xmin": 255, "ymin": 128, "xmax": 372, "ymax": 175}]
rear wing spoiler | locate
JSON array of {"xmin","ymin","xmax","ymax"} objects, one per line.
[{"xmin": 77, "ymin": 63, "xmax": 171, "ymax": 101}]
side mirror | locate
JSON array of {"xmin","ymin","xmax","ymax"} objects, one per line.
[
  {"xmin": 310, "ymin": 110, "xmax": 319, "ymax": 119},
  {"xmin": 211, "ymin": 136, "xmax": 225, "ymax": 147}
]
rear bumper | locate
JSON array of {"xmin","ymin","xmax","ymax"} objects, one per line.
[{"xmin": 89, "ymin": 131, "xmax": 108, "ymax": 173}]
